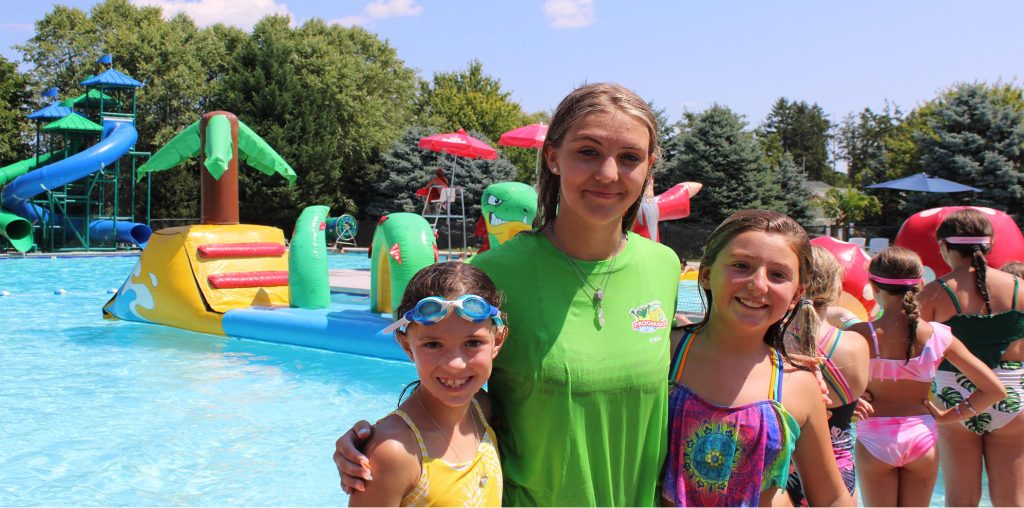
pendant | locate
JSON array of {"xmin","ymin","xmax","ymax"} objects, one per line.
[
  {"xmin": 480, "ymin": 474, "xmax": 488, "ymax": 488},
  {"xmin": 598, "ymin": 304, "xmax": 605, "ymax": 327},
  {"xmin": 594, "ymin": 288, "xmax": 603, "ymax": 303}
]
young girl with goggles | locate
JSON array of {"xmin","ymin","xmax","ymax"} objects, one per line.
[{"xmin": 348, "ymin": 262, "xmax": 506, "ymax": 507}]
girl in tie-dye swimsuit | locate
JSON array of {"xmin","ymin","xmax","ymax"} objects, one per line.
[{"xmin": 662, "ymin": 211, "xmax": 853, "ymax": 507}]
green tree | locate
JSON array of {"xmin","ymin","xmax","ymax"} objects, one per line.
[
  {"xmin": 661, "ymin": 105, "xmax": 774, "ymax": 226},
  {"xmin": 15, "ymin": 5, "xmax": 100, "ymax": 100},
  {"xmin": 415, "ymin": 60, "xmax": 535, "ymax": 182},
  {"xmin": 816, "ymin": 187, "xmax": 881, "ymax": 240},
  {"xmin": 0, "ymin": 55, "xmax": 33, "ymax": 163},
  {"xmin": 835, "ymin": 102, "xmax": 903, "ymax": 186},
  {"xmin": 909, "ymin": 82, "xmax": 1024, "ymax": 219},
  {"xmin": 769, "ymin": 153, "xmax": 815, "ymax": 225},
  {"xmin": 220, "ymin": 16, "xmax": 419, "ymax": 230},
  {"xmin": 760, "ymin": 98, "xmax": 835, "ymax": 183}
]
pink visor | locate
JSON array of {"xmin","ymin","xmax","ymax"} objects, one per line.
[
  {"xmin": 944, "ymin": 236, "xmax": 991, "ymax": 245},
  {"xmin": 869, "ymin": 274, "xmax": 922, "ymax": 286}
]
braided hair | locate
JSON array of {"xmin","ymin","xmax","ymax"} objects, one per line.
[
  {"xmin": 869, "ymin": 246, "xmax": 924, "ymax": 362},
  {"xmin": 936, "ymin": 209, "xmax": 994, "ymax": 315}
]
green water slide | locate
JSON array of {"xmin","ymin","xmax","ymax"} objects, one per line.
[{"xmin": 0, "ymin": 151, "xmax": 61, "ymax": 251}]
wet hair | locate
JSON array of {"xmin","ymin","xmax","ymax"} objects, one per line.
[
  {"xmin": 936, "ymin": 209, "xmax": 994, "ymax": 314},
  {"xmin": 535, "ymin": 83, "xmax": 661, "ymax": 234},
  {"xmin": 394, "ymin": 262, "xmax": 504, "ymax": 326},
  {"xmin": 793, "ymin": 245, "xmax": 845, "ymax": 352},
  {"xmin": 691, "ymin": 209, "xmax": 814, "ymax": 367},
  {"xmin": 1001, "ymin": 261, "xmax": 1024, "ymax": 279},
  {"xmin": 869, "ymin": 246, "xmax": 924, "ymax": 362}
]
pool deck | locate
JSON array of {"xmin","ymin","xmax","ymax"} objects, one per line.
[{"xmin": 329, "ymin": 269, "xmax": 371, "ymax": 295}]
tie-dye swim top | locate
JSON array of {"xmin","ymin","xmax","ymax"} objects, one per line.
[{"xmin": 662, "ymin": 330, "xmax": 801, "ymax": 507}]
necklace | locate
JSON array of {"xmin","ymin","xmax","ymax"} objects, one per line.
[
  {"xmin": 548, "ymin": 227, "xmax": 626, "ymax": 327},
  {"xmin": 415, "ymin": 388, "xmax": 481, "ymax": 461}
]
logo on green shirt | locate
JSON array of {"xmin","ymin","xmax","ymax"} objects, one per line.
[{"xmin": 630, "ymin": 300, "xmax": 669, "ymax": 333}]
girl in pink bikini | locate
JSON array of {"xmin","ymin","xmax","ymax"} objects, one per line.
[{"xmin": 847, "ymin": 247, "xmax": 1004, "ymax": 506}]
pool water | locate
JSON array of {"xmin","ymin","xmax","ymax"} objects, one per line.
[
  {"xmin": 0, "ymin": 254, "xmax": 414, "ymax": 505},
  {"xmin": 0, "ymin": 253, "xmax": 980, "ymax": 506}
]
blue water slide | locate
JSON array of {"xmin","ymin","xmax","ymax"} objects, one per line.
[{"xmin": 1, "ymin": 120, "xmax": 151, "ymax": 246}]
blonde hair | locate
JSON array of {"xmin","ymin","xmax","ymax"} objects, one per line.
[
  {"xmin": 535, "ymin": 83, "xmax": 661, "ymax": 234},
  {"xmin": 788, "ymin": 245, "xmax": 845, "ymax": 354}
]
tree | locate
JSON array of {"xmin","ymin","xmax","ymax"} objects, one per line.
[
  {"xmin": 660, "ymin": 105, "xmax": 774, "ymax": 226},
  {"xmin": 910, "ymin": 82, "xmax": 1024, "ymax": 219},
  {"xmin": 365, "ymin": 127, "xmax": 518, "ymax": 223},
  {"xmin": 15, "ymin": 6, "xmax": 100, "ymax": 101},
  {"xmin": 220, "ymin": 16, "xmax": 419, "ymax": 229},
  {"xmin": 816, "ymin": 188, "xmax": 881, "ymax": 240},
  {"xmin": 0, "ymin": 55, "xmax": 33, "ymax": 163},
  {"xmin": 651, "ymin": 101, "xmax": 685, "ymax": 192},
  {"xmin": 769, "ymin": 153, "xmax": 815, "ymax": 225},
  {"xmin": 415, "ymin": 60, "xmax": 535, "ymax": 182},
  {"xmin": 834, "ymin": 102, "xmax": 903, "ymax": 186},
  {"xmin": 760, "ymin": 98, "xmax": 835, "ymax": 183}
]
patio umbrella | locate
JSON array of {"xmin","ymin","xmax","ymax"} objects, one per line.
[
  {"xmin": 418, "ymin": 128, "xmax": 497, "ymax": 188},
  {"xmin": 418, "ymin": 128, "xmax": 497, "ymax": 160},
  {"xmin": 865, "ymin": 173, "xmax": 981, "ymax": 193},
  {"xmin": 499, "ymin": 123, "xmax": 548, "ymax": 179},
  {"xmin": 499, "ymin": 123, "xmax": 547, "ymax": 149}
]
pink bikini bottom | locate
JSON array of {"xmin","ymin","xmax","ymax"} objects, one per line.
[{"xmin": 855, "ymin": 415, "xmax": 938, "ymax": 468}]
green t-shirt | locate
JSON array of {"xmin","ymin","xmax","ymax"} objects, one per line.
[{"xmin": 470, "ymin": 231, "xmax": 681, "ymax": 506}]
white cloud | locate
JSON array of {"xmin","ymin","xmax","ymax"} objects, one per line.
[
  {"xmin": 329, "ymin": 0, "xmax": 422, "ymax": 27},
  {"xmin": 543, "ymin": 0, "xmax": 595, "ymax": 29},
  {"xmin": 130, "ymin": 0, "xmax": 291, "ymax": 30},
  {"xmin": 364, "ymin": 0, "xmax": 422, "ymax": 18}
]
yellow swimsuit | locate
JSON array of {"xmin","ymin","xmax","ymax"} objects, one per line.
[{"xmin": 393, "ymin": 399, "xmax": 502, "ymax": 507}]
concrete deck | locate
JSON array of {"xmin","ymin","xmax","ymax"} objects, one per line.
[{"xmin": 329, "ymin": 269, "xmax": 371, "ymax": 294}]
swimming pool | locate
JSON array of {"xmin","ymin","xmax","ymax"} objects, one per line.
[
  {"xmin": 0, "ymin": 254, "xmax": 979, "ymax": 505},
  {"xmin": 0, "ymin": 254, "xmax": 414, "ymax": 505}
]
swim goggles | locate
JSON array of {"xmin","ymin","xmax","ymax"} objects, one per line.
[{"xmin": 382, "ymin": 294, "xmax": 504, "ymax": 334}]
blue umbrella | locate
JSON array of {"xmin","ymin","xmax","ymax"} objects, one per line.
[{"xmin": 865, "ymin": 173, "xmax": 981, "ymax": 193}]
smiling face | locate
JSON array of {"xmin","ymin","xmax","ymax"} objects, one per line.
[
  {"xmin": 701, "ymin": 230, "xmax": 804, "ymax": 335},
  {"xmin": 398, "ymin": 313, "xmax": 506, "ymax": 409},
  {"xmin": 543, "ymin": 112, "xmax": 653, "ymax": 231}
]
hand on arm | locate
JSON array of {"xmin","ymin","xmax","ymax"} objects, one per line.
[
  {"xmin": 334, "ymin": 421, "xmax": 374, "ymax": 493},
  {"xmin": 923, "ymin": 338, "xmax": 1007, "ymax": 424}
]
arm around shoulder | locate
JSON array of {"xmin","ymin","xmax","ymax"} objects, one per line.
[{"xmin": 347, "ymin": 418, "xmax": 421, "ymax": 507}]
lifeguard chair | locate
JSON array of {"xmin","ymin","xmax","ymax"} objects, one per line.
[{"xmin": 416, "ymin": 168, "xmax": 467, "ymax": 256}]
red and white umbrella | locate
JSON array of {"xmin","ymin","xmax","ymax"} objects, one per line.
[
  {"xmin": 498, "ymin": 123, "xmax": 547, "ymax": 149},
  {"xmin": 498, "ymin": 123, "xmax": 548, "ymax": 181},
  {"xmin": 418, "ymin": 128, "xmax": 497, "ymax": 160}
]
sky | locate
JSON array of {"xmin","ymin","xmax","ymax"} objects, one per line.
[{"xmin": 2, "ymin": 0, "xmax": 1023, "ymax": 127}]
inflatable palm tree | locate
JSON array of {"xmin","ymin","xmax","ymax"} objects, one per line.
[{"xmin": 138, "ymin": 111, "xmax": 296, "ymax": 223}]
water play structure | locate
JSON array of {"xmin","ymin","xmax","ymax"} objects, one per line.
[
  {"xmin": 0, "ymin": 64, "xmax": 152, "ymax": 253},
  {"xmin": 102, "ymin": 111, "xmax": 439, "ymax": 361}
]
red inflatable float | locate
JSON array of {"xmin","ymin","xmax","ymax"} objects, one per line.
[
  {"xmin": 894, "ymin": 206, "xmax": 1024, "ymax": 280},
  {"xmin": 810, "ymin": 236, "xmax": 876, "ymax": 321}
]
